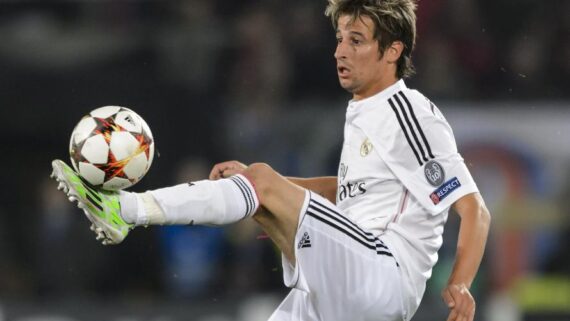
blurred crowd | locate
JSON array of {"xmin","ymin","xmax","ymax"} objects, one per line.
[{"xmin": 0, "ymin": 0, "xmax": 568, "ymax": 320}]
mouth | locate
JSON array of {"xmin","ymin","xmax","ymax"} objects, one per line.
[{"xmin": 337, "ymin": 65, "xmax": 351, "ymax": 78}]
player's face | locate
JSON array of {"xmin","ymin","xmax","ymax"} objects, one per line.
[{"xmin": 334, "ymin": 15, "xmax": 398, "ymax": 100}]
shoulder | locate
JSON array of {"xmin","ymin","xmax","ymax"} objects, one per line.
[
  {"xmin": 389, "ymin": 87, "xmax": 453, "ymax": 139},
  {"xmin": 357, "ymin": 86, "xmax": 458, "ymax": 166},
  {"xmin": 359, "ymin": 87, "xmax": 448, "ymax": 131},
  {"xmin": 389, "ymin": 88, "xmax": 445, "ymax": 122},
  {"xmin": 352, "ymin": 81, "xmax": 452, "ymax": 138}
]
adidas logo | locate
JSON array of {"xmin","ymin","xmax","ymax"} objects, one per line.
[{"xmin": 298, "ymin": 232, "xmax": 311, "ymax": 249}]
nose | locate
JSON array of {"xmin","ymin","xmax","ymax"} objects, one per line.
[{"xmin": 334, "ymin": 41, "xmax": 347, "ymax": 60}]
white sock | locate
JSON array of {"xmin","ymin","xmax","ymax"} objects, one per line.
[{"xmin": 119, "ymin": 174, "xmax": 259, "ymax": 226}]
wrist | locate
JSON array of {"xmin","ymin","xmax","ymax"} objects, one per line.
[{"xmin": 447, "ymin": 283, "xmax": 471, "ymax": 292}]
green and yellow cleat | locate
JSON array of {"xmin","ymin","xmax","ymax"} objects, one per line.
[{"xmin": 50, "ymin": 159, "xmax": 132, "ymax": 245}]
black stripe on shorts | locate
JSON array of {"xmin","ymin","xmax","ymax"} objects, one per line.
[
  {"xmin": 309, "ymin": 200, "xmax": 388, "ymax": 250},
  {"xmin": 306, "ymin": 198, "xmax": 392, "ymax": 257}
]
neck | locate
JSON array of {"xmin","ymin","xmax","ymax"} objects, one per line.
[{"xmin": 353, "ymin": 77, "xmax": 399, "ymax": 101}]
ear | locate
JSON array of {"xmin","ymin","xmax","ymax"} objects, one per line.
[{"xmin": 386, "ymin": 41, "xmax": 404, "ymax": 64}]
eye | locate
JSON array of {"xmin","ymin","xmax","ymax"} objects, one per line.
[
  {"xmin": 336, "ymin": 37, "xmax": 343, "ymax": 44},
  {"xmin": 351, "ymin": 38, "xmax": 362, "ymax": 45}
]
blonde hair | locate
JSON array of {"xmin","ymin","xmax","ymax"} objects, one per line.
[{"xmin": 325, "ymin": 0, "xmax": 417, "ymax": 78}]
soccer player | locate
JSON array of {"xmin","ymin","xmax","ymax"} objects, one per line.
[{"xmin": 51, "ymin": 0, "xmax": 490, "ymax": 320}]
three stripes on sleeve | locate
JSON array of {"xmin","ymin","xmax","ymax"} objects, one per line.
[{"xmin": 388, "ymin": 91, "xmax": 435, "ymax": 166}]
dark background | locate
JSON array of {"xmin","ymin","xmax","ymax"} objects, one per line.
[{"xmin": 0, "ymin": 1, "xmax": 568, "ymax": 320}]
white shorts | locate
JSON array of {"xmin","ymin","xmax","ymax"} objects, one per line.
[{"xmin": 268, "ymin": 191, "xmax": 405, "ymax": 321}]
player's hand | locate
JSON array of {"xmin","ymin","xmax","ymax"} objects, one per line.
[
  {"xmin": 209, "ymin": 160, "xmax": 248, "ymax": 180},
  {"xmin": 442, "ymin": 283, "xmax": 475, "ymax": 321}
]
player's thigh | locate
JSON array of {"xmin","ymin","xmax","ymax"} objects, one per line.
[
  {"xmin": 246, "ymin": 163, "xmax": 305, "ymax": 213},
  {"xmin": 292, "ymin": 192, "xmax": 404, "ymax": 321},
  {"xmin": 245, "ymin": 163, "xmax": 306, "ymax": 261}
]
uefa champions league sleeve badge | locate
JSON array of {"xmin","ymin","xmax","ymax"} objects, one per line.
[{"xmin": 424, "ymin": 160, "xmax": 445, "ymax": 186}]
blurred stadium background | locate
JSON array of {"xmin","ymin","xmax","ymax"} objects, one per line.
[{"xmin": 0, "ymin": 0, "xmax": 569, "ymax": 320}]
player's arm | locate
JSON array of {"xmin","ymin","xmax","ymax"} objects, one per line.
[
  {"xmin": 287, "ymin": 177, "xmax": 338, "ymax": 204},
  {"xmin": 442, "ymin": 192, "xmax": 491, "ymax": 321}
]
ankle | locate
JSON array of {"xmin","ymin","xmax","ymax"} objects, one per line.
[{"xmin": 118, "ymin": 191, "xmax": 139, "ymax": 224}]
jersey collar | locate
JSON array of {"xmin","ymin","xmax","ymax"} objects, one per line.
[{"xmin": 347, "ymin": 79, "xmax": 407, "ymax": 114}]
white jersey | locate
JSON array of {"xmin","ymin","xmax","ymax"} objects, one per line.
[{"xmin": 336, "ymin": 79, "xmax": 478, "ymax": 317}]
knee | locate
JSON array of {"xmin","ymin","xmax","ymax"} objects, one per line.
[{"xmin": 244, "ymin": 163, "xmax": 276, "ymax": 196}]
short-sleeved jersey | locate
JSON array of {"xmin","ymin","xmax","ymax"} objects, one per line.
[{"xmin": 336, "ymin": 79, "xmax": 478, "ymax": 317}]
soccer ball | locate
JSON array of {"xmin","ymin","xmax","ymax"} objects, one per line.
[{"xmin": 69, "ymin": 106, "xmax": 155, "ymax": 191}]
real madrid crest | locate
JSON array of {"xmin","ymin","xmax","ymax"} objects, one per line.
[
  {"xmin": 360, "ymin": 138, "xmax": 373, "ymax": 157},
  {"xmin": 424, "ymin": 160, "xmax": 445, "ymax": 186}
]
